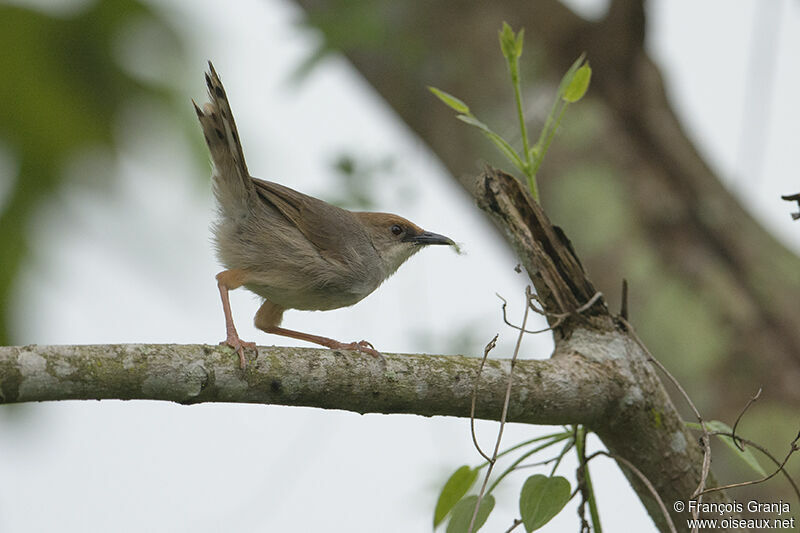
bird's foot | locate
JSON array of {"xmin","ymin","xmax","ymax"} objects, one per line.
[
  {"xmin": 220, "ymin": 334, "xmax": 257, "ymax": 369},
  {"xmin": 338, "ymin": 340, "xmax": 385, "ymax": 362}
]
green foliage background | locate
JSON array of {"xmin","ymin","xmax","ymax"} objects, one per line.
[{"xmin": 0, "ymin": 0, "xmax": 182, "ymax": 344}]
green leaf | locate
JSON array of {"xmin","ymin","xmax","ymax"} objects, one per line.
[
  {"xmin": 455, "ymin": 113, "xmax": 490, "ymax": 130},
  {"xmin": 499, "ymin": 22, "xmax": 517, "ymax": 61},
  {"xmin": 488, "ymin": 135, "xmax": 525, "ymax": 172},
  {"xmin": 515, "ymin": 28, "xmax": 525, "ymax": 57},
  {"xmin": 557, "ymin": 53, "xmax": 587, "ymax": 98},
  {"xmin": 434, "ymin": 466, "xmax": 479, "ymax": 527},
  {"xmin": 0, "ymin": 0, "xmax": 185, "ymax": 345},
  {"xmin": 519, "ymin": 475, "xmax": 571, "ymax": 532},
  {"xmin": 562, "ymin": 62, "xmax": 591, "ymax": 103},
  {"xmin": 428, "ymin": 86, "xmax": 471, "ymax": 114},
  {"xmin": 455, "ymin": 114, "xmax": 524, "ymax": 170},
  {"xmin": 688, "ymin": 420, "xmax": 767, "ymax": 477},
  {"xmin": 446, "ymin": 495, "xmax": 495, "ymax": 533}
]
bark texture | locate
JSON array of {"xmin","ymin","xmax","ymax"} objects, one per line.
[{"xmin": 0, "ymin": 343, "xmax": 613, "ymax": 424}]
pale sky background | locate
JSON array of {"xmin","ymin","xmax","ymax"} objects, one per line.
[{"xmin": 1, "ymin": 0, "xmax": 798, "ymax": 531}]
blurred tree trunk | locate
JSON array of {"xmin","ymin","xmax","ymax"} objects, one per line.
[
  {"xmin": 295, "ymin": 0, "xmax": 800, "ymax": 414},
  {"xmin": 294, "ymin": 0, "xmax": 800, "ymax": 504}
]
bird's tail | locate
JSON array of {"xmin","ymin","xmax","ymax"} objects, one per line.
[{"xmin": 194, "ymin": 61, "xmax": 253, "ymax": 217}]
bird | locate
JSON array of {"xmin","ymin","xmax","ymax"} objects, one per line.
[{"xmin": 193, "ymin": 62, "xmax": 454, "ymax": 368}]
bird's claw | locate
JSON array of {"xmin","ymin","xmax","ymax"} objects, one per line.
[
  {"xmin": 343, "ymin": 340, "xmax": 385, "ymax": 362},
  {"xmin": 220, "ymin": 335, "xmax": 257, "ymax": 368}
]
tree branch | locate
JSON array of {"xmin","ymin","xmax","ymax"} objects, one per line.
[
  {"xmin": 0, "ymin": 343, "xmax": 614, "ymax": 425},
  {"xmin": 0, "ymin": 322, "xmax": 734, "ymax": 532}
]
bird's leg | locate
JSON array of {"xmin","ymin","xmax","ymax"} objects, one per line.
[
  {"xmin": 216, "ymin": 269, "xmax": 256, "ymax": 368},
  {"xmin": 254, "ymin": 301, "xmax": 384, "ymax": 360},
  {"xmin": 267, "ymin": 327, "xmax": 384, "ymax": 359}
]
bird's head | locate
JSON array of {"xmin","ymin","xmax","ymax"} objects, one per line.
[{"xmin": 354, "ymin": 212, "xmax": 454, "ymax": 277}]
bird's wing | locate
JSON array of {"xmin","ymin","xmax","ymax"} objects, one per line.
[{"xmin": 252, "ymin": 178, "xmax": 366, "ymax": 263}]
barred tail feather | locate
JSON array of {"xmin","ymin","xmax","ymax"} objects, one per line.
[{"xmin": 194, "ymin": 61, "xmax": 253, "ymax": 218}]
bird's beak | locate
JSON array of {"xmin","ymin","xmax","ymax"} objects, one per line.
[{"xmin": 406, "ymin": 231, "xmax": 455, "ymax": 246}]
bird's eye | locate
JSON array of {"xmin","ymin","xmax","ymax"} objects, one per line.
[{"xmin": 390, "ymin": 224, "xmax": 403, "ymax": 236}]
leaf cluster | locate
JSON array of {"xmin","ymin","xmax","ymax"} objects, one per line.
[
  {"xmin": 429, "ymin": 22, "xmax": 591, "ymax": 201},
  {"xmin": 433, "ymin": 432, "xmax": 573, "ymax": 533}
]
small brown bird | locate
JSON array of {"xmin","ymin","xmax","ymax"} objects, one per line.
[{"xmin": 194, "ymin": 62, "xmax": 454, "ymax": 367}]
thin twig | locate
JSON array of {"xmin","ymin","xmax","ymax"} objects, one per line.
[
  {"xmin": 577, "ymin": 431, "xmax": 588, "ymax": 532},
  {"xmin": 549, "ymin": 437, "xmax": 575, "ymax": 476},
  {"xmin": 586, "ymin": 450, "xmax": 677, "ymax": 533},
  {"xmin": 620, "ymin": 279, "xmax": 629, "ymax": 320},
  {"xmin": 526, "ymin": 293, "xmax": 551, "ymax": 318},
  {"xmin": 711, "ymin": 433, "xmax": 800, "ymax": 501},
  {"xmin": 532, "ymin": 291, "xmax": 603, "ymax": 319},
  {"xmin": 470, "ymin": 335, "xmax": 498, "ymax": 463},
  {"xmin": 497, "ymin": 290, "xmax": 603, "ymax": 334},
  {"xmin": 528, "ymin": 291, "xmax": 546, "ymax": 310},
  {"xmin": 468, "ymin": 288, "xmax": 531, "ymax": 533},
  {"xmin": 694, "ymin": 429, "xmax": 800, "ymax": 498},
  {"xmin": 476, "ymin": 433, "xmax": 571, "ymax": 471},
  {"xmin": 577, "ymin": 497, "xmax": 589, "ymax": 533},
  {"xmin": 730, "ymin": 386, "xmax": 762, "ymax": 451},
  {"xmin": 572, "ymin": 291, "xmax": 604, "ymax": 314},
  {"xmin": 503, "ymin": 518, "xmax": 523, "ymax": 533},
  {"xmin": 497, "ymin": 293, "xmax": 561, "ymax": 334},
  {"xmin": 575, "ymin": 426, "xmax": 602, "ymax": 533},
  {"xmin": 485, "ymin": 434, "xmax": 572, "ymax": 494},
  {"xmin": 619, "ymin": 316, "xmax": 711, "ymax": 527},
  {"xmin": 513, "ymin": 456, "xmax": 561, "ymax": 470}
]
